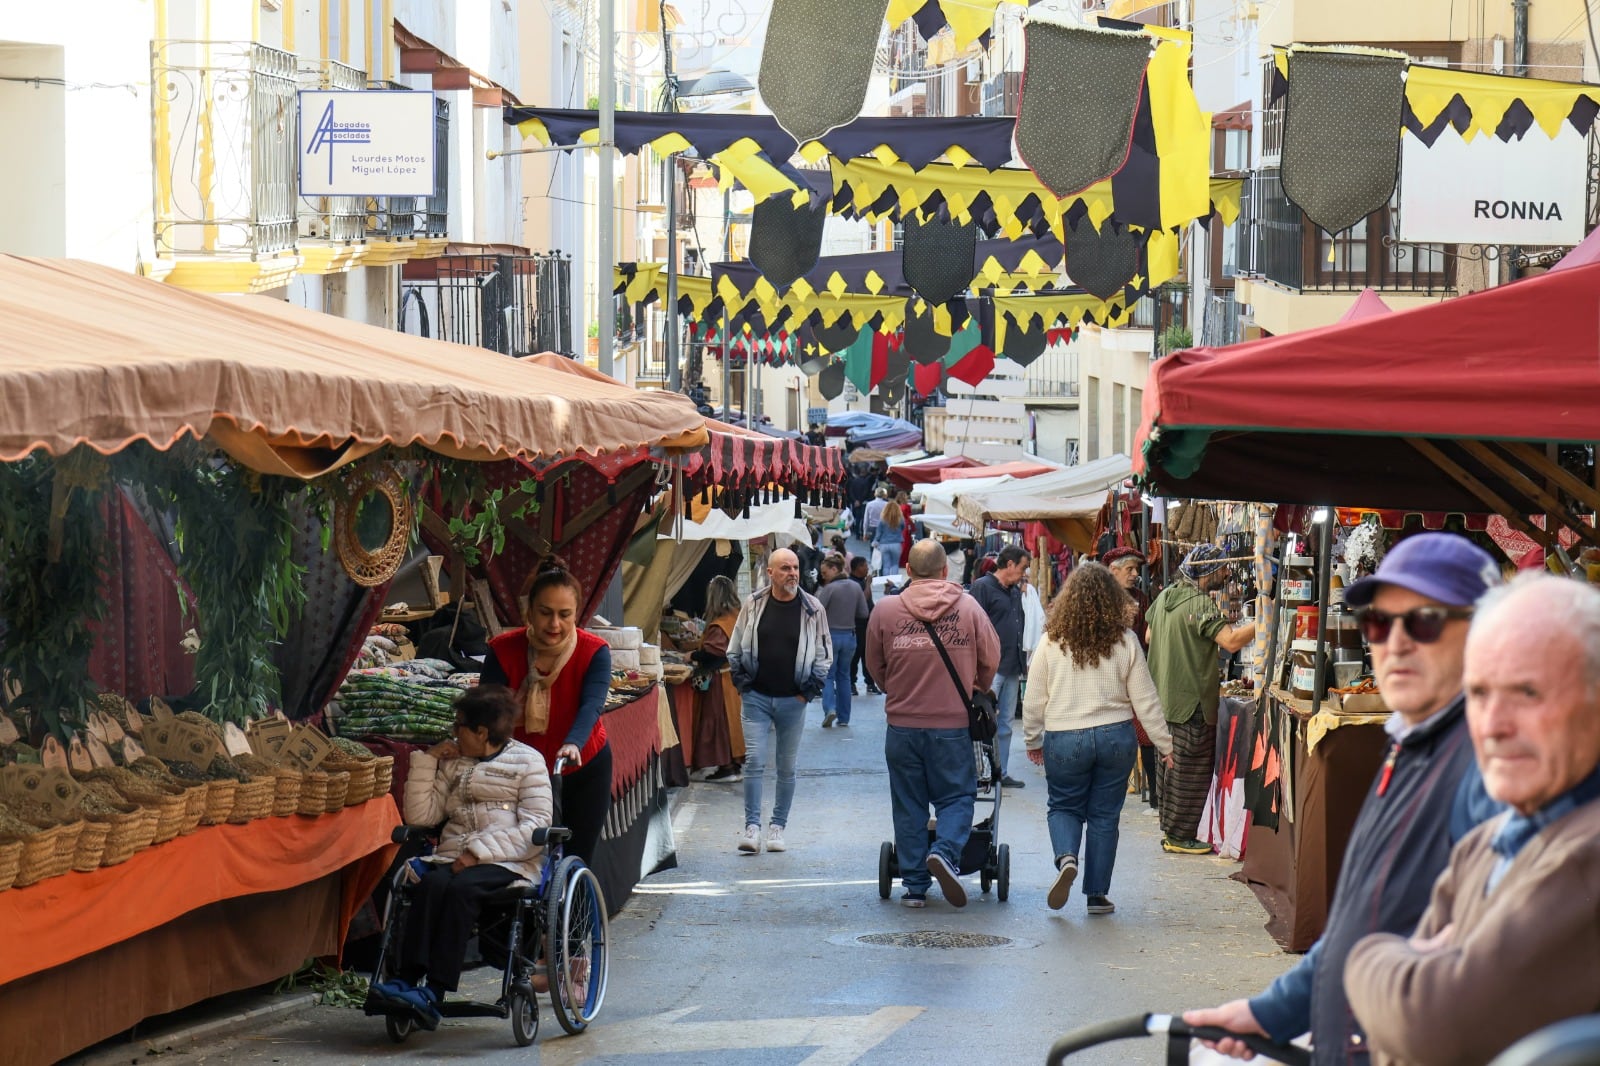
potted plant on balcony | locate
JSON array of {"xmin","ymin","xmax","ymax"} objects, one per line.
[
  {"xmin": 586, "ymin": 322, "xmax": 599, "ymax": 357},
  {"xmin": 1159, "ymin": 323, "xmax": 1193, "ymax": 358}
]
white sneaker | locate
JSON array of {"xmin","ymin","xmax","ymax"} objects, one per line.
[
  {"xmin": 1048, "ymin": 855, "xmax": 1078, "ymax": 911},
  {"xmin": 737, "ymin": 824, "xmax": 762, "ymax": 853},
  {"xmin": 764, "ymin": 824, "xmax": 786, "ymax": 852},
  {"xmin": 927, "ymin": 852, "xmax": 967, "ymax": 908}
]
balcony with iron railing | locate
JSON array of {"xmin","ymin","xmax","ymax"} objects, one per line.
[
  {"xmin": 398, "ymin": 253, "xmax": 572, "ymax": 357},
  {"xmin": 152, "ymin": 39, "xmax": 297, "ymax": 259},
  {"xmin": 297, "ymin": 58, "xmax": 366, "ymax": 243},
  {"xmin": 981, "ymin": 70, "xmax": 1021, "ymax": 117},
  {"xmin": 1020, "ymin": 344, "xmax": 1081, "ymax": 399},
  {"xmin": 423, "ymin": 97, "xmax": 450, "ymax": 237},
  {"xmin": 1240, "ymin": 169, "xmax": 1453, "ymax": 294},
  {"xmin": 360, "ymin": 79, "xmax": 420, "ymax": 241}
]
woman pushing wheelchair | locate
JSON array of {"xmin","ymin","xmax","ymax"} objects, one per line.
[{"xmin": 374, "ymin": 685, "xmax": 552, "ymax": 1024}]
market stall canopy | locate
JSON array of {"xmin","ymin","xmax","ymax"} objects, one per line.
[
  {"xmin": 0, "ymin": 257, "xmax": 707, "ymax": 477},
  {"xmin": 1134, "ymin": 261, "xmax": 1600, "ymax": 525},
  {"xmin": 523, "ymin": 353, "xmax": 844, "ymax": 496},
  {"xmin": 957, "ymin": 490, "xmax": 1109, "ymax": 553},
  {"xmin": 1339, "ymin": 287, "xmax": 1393, "ymax": 322},
  {"xmin": 939, "ymin": 459, "xmax": 1061, "ymax": 481},
  {"xmin": 663, "ymin": 496, "xmax": 812, "ymax": 543},
  {"xmin": 951, "ymin": 454, "xmax": 1133, "ymax": 524},
  {"xmin": 885, "ymin": 454, "xmax": 985, "ymax": 490}
]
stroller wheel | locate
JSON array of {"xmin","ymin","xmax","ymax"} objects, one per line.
[
  {"xmin": 385, "ymin": 1011, "xmax": 415, "ymax": 1044},
  {"xmin": 878, "ymin": 841, "xmax": 893, "ymax": 899},
  {"xmin": 997, "ymin": 843, "xmax": 1011, "ymax": 902}
]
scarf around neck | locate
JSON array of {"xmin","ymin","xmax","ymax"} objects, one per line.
[{"xmin": 521, "ymin": 626, "xmax": 578, "ymax": 735}]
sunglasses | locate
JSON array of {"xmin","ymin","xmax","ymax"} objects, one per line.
[{"xmin": 1355, "ymin": 605, "xmax": 1474, "ymax": 645}]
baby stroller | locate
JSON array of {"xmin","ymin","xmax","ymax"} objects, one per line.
[
  {"xmin": 878, "ymin": 735, "xmax": 1011, "ymax": 901},
  {"xmin": 1045, "ymin": 1014, "xmax": 1309, "ymax": 1065},
  {"xmin": 363, "ymin": 820, "xmax": 609, "ymax": 1047}
]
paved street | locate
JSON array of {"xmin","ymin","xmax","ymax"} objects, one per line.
[{"xmin": 112, "ymin": 693, "xmax": 1292, "ymax": 1066}]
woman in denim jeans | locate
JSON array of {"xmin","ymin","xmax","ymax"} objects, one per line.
[
  {"xmin": 1022, "ymin": 563, "xmax": 1175, "ymax": 915},
  {"xmin": 815, "ymin": 555, "xmax": 868, "ymax": 728}
]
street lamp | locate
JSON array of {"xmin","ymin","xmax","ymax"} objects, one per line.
[{"xmin": 661, "ymin": 63, "xmax": 754, "ymax": 393}]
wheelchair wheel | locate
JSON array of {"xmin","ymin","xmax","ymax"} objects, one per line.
[
  {"xmin": 511, "ymin": 984, "xmax": 539, "ymax": 1047},
  {"xmin": 547, "ymin": 857, "xmax": 609, "ymax": 1035},
  {"xmin": 385, "ymin": 1012, "xmax": 414, "ymax": 1044},
  {"xmin": 878, "ymin": 841, "xmax": 893, "ymax": 900},
  {"xmin": 997, "ymin": 843, "xmax": 1011, "ymax": 902}
]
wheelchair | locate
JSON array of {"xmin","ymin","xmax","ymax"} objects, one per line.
[{"xmin": 362, "ymin": 822, "xmax": 610, "ymax": 1047}]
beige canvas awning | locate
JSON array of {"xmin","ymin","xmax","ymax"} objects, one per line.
[{"xmin": 0, "ymin": 256, "xmax": 708, "ymax": 477}]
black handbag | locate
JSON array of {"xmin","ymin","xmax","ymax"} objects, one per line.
[{"xmin": 918, "ymin": 620, "xmax": 999, "ymax": 742}]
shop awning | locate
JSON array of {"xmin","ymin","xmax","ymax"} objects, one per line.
[
  {"xmin": 1135, "ymin": 261, "xmax": 1600, "ymax": 527},
  {"xmin": 952, "ymin": 454, "xmax": 1133, "ymax": 527},
  {"xmin": 939, "ymin": 459, "xmax": 1061, "ymax": 481},
  {"xmin": 0, "ymin": 257, "xmax": 707, "ymax": 477},
  {"xmin": 885, "ymin": 455, "xmax": 985, "ymax": 490}
]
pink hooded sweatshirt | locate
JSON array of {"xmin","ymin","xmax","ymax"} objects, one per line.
[{"xmin": 866, "ymin": 578, "xmax": 1000, "ymax": 730}]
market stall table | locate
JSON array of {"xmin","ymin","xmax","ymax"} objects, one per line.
[
  {"xmin": 1238, "ymin": 688, "xmax": 1388, "ymax": 951},
  {"xmin": 588, "ymin": 685, "xmax": 676, "ymax": 916},
  {"xmin": 0, "ymin": 798, "xmax": 401, "ymax": 1066}
]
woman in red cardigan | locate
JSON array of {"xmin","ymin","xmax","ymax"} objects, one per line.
[{"xmin": 481, "ymin": 558, "xmax": 613, "ymax": 866}]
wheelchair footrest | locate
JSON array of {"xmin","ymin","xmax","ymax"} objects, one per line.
[{"xmin": 437, "ymin": 999, "xmax": 511, "ymax": 1020}]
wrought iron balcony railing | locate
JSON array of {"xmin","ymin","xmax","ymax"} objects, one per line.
[
  {"xmin": 399, "ymin": 253, "xmax": 573, "ymax": 357},
  {"xmin": 362, "ymin": 80, "xmax": 419, "ymax": 241},
  {"xmin": 297, "ymin": 58, "xmax": 366, "ymax": 243},
  {"xmin": 424, "ymin": 97, "xmax": 450, "ymax": 237},
  {"xmin": 152, "ymin": 40, "xmax": 297, "ymax": 258}
]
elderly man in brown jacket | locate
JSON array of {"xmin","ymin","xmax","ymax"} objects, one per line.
[{"xmin": 1344, "ymin": 574, "xmax": 1600, "ymax": 1065}]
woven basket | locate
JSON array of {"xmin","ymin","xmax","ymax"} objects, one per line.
[
  {"xmin": 297, "ymin": 770, "xmax": 331, "ymax": 816},
  {"xmin": 227, "ymin": 777, "xmax": 277, "ymax": 824},
  {"xmin": 322, "ymin": 770, "xmax": 350, "ymax": 813},
  {"xmin": 149, "ymin": 791, "xmax": 189, "ymax": 844},
  {"xmin": 199, "ymin": 779, "xmax": 238, "ymax": 825},
  {"xmin": 97, "ymin": 807, "xmax": 149, "ymax": 866},
  {"xmin": 47, "ymin": 820, "xmax": 85, "ymax": 881},
  {"xmin": 371, "ymin": 755, "xmax": 394, "ymax": 798},
  {"xmin": 13, "ymin": 825, "xmax": 62, "ymax": 888},
  {"xmin": 0, "ymin": 838, "xmax": 22, "ymax": 891},
  {"xmin": 324, "ymin": 757, "xmax": 376, "ymax": 806},
  {"xmin": 71, "ymin": 819, "xmax": 112, "ymax": 873},
  {"xmin": 176, "ymin": 784, "xmax": 206, "ymax": 834},
  {"xmin": 269, "ymin": 768, "xmax": 303, "ymax": 817}
]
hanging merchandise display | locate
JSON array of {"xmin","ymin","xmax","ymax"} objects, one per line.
[
  {"xmin": 1279, "ymin": 47, "xmax": 1408, "ymax": 236},
  {"xmin": 1015, "ymin": 18, "xmax": 1152, "ymax": 199},
  {"xmin": 758, "ymin": 0, "xmax": 893, "ymax": 144},
  {"xmin": 1063, "ymin": 216, "xmax": 1145, "ymax": 302},
  {"xmin": 902, "ymin": 298, "xmax": 954, "ymax": 364},
  {"xmin": 900, "ymin": 215, "xmax": 979, "ymax": 304},
  {"xmin": 748, "ymin": 193, "xmax": 829, "ymax": 290}
]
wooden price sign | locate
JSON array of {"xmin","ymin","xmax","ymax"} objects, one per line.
[
  {"xmin": 247, "ymin": 717, "xmax": 293, "ymax": 761},
  {"xmin": 142, "ymin": 719, "xmax": 221, "ymax": 765},
  {"xmin": 0, "ymin": 764, "xmax": 85, "ymax": 820}
]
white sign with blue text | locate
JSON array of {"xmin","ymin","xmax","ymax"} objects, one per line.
[{"xmin": 299, "ymin": 90, "xmax": 435, "ymax": 197}]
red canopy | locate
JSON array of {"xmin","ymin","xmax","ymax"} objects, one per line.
[
  {"xmin": 1135, "ymin": 261, "xmax": 1600, "ymax": 513},
  {"xmin": 1338, "ymin": 287, "xmax": 1393, "ymax": 322},
  {"xmin": 885, "ymin": 455, "xmax": 984, "ymax": 490},
  {"xmin": 939, "ymin": 460, "xmax": 1059, "ymax": 481}
]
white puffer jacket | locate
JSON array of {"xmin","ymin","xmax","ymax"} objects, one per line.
[{"xmin": 404, "ymin": 739, "xmax": 553, "ymax": 880}]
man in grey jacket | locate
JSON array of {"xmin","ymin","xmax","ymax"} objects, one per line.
[{"xmin": 727, "ymin": 547, "xmax": 832, "ymax": 855}]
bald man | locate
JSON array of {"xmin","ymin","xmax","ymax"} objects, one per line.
[
  {"xmin": 727, "ymin": 547, "xmax": 833, "ymax": 855},
  {"xmin": 1346, "ymin": 575, "xmax": 1600, "ymax": 1065},
  {"xmin": 867, "ymin": 538, "xmax": 1000, "ymax": 908}
]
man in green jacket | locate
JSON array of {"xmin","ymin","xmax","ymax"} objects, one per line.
[{"xmin": 1147, "ymin": 543, "xmax": 1256, "ymax": 854}]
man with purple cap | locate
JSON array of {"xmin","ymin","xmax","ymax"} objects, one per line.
[{"xmin": 1185, "ymin": 532, "xmax": 1503, "ymax": 1065}]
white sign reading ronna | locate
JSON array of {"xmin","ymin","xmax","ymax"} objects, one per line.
[
  {"xmin": 1397, "ymin": 125, "xmax": 1587, "ymax": 246},
  {"xmin": 298, "ymin": 90, "xmax": 436, "ymax": 197}
]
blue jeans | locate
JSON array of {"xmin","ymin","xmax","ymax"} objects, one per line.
[
  {"xmin": 991, "ymin": 673, "xmax": 1020, "ymax": 775},
  {"xmin": 823, "ymin": 628, "xmax": 856, "ymax": 722},
  {"xmin": 885, "ymin": 725, "xmax": 976, "ymax": 895},
  {"xmin": 742, "ymin": 692, "xmax": 807, "ymax": 829},
  {"xmin": 1043, "ymin": 721, "xmax": 1138, "ymax": 897}
]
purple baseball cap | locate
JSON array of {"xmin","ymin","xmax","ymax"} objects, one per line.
[{"xmin": 1344, "ymin": 532, "xmax": 1501, "ymax": 609}]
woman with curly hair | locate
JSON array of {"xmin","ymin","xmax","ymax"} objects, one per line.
[{"xmin": 1023, "ymin": 563, "xmax": 1174, "ymax": 915}]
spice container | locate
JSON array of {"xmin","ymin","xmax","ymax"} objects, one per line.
[{"xmin": 1290, "ymin": 639, "xmax": 1321, "ymax": 701}]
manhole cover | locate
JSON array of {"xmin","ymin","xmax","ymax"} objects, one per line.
[{"xmin": 856, "ymin": 930, "xmax": 1013, "ymax": 949}]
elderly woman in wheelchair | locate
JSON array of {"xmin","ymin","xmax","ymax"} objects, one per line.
[{"xmin": 366, "ymin": 684, "xmax": 611, "ymax": 1044}]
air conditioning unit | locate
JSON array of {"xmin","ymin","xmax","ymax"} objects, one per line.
[{"xmin": 965, "ymin": 58, "xmax": 982, "ymax": 83}]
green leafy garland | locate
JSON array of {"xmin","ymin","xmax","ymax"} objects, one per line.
[
  {"xmin": 0, "ymin": 450, "xmax": 108, "ymax": 742},
  {"xmin": 145, "ymin": 442, "xmax": 308, "ymax": 724}
]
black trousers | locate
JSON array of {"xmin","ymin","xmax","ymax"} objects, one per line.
[
  {"xmin": 556, "ymin": 743, "xmax": 613, "ymax": 868},
  {"xmin": 852, "ymin": 619, "xmax": 873, "ymax": 688},
  {"xmin": 401, "ymin": 862, "xmax": 518, "ymax": 991}
]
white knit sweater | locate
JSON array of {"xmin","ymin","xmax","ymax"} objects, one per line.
[{"xmin": 1022, "ymin": 629, "xmax": 1173, "ymax": 755}]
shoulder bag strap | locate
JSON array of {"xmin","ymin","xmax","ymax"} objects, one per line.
[{"xmin": 918, "ymin": 619, "xmax": 974, "ymax": 714}]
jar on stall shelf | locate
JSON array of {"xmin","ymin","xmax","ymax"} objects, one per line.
[
  {"xmin": 1290, "ymin": 639, "xmax": 1321, "ymax": 701},
  {"xmin": 1281, "ymin": 556, "xmax": 1316, "ymax": 606},
  {"xmin": 1294, "ymin": 605, "xmax": 1321, "ymax": 641}
]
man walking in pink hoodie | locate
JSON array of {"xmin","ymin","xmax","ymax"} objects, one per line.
[{"xmin": 866, "ymin": 539, "xmax": 1000, "ymax": 908}]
